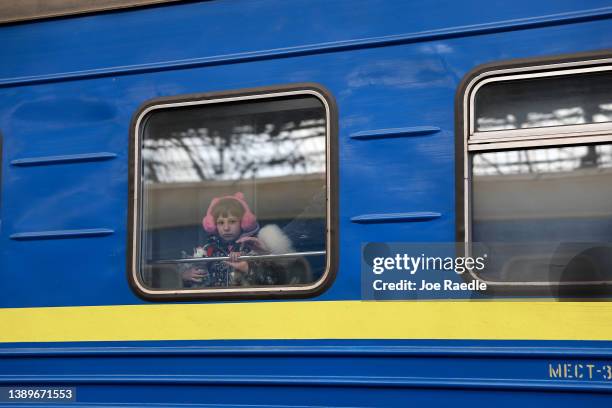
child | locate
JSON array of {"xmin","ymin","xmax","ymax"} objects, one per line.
[{"xmin": 181, "ymin": 192, "xmax": 292, "ymax": 287}]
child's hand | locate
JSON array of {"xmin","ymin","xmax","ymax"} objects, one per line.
[
  {"xmin": 236, "ymin": 237, "xmax": 270, "ymax": 254},
  {"xmin": 182, "ymin": 267, "xmax": 206, "ymax": 283},
  {"xmin": 225, "ymin": 251, "xmax": 249, "ymax": 273},
  {"xmin": 229, "ymin": 251, "xmax": 241, "ymax": 263}
]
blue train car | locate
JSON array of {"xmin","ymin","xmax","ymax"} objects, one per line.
[{"xmin": 1, "ymin": 0, "xmax": 612, "ymax": 406}]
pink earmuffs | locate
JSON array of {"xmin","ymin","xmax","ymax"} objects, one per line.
[{"xmin": 202, "ymin": 192, "xmax": 258, "ymax": 234}]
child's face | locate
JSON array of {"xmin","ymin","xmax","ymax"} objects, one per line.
[{"xmin": 216, "ymin": 213, "xmax": 242, "ymax": 242}]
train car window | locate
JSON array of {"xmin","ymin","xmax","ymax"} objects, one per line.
[
  {"xmin": 463, "ymin": 62, "xmax": 612, "ymax": 289},
  {"xmin": 131, "ymin": 88, "xmax": 333, "ymax": 298}
]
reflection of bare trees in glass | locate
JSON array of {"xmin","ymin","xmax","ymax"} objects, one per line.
[
  {"xmin": 475, "ymin": 72, "xmax": 612, "ymax": 132},
  {"xmin": 473, "ymin": 145, "xmax": 612, "ymax": 176},
  {"xmin": 143, "ymin": 118, "xmax": 325, "ymax": 183},
  {"xmin": 477, "ymin": 103, "xmax": 612, "ymax": 132}
]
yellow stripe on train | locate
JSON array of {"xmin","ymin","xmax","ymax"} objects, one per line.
[{"xmin": 0, "ymin": 300, "xmax": 610, "ymax": 343}]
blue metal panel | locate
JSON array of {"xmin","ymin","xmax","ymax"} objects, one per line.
[
  {"xmin": 1, "ymin": 1, "xmax": 611, "ymax": 83},
  {"xmin": 0, "ymin": 339, "xmax": 611, "ymax": 406},
  {"xmin": 0, "ymin": 2, "xmax": 611, "ymax": 307},
  {"xmin": 1, "ymin": 1, "xmax": 612, "ymax": 404}
]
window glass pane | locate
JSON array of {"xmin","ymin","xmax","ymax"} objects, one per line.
[
  {"xmin": 475, "ymin": 71, "xmax": 612, "ymax": 132},
  {"xmin": 472, "ymin": 143, "xmax": 612, "ymax": 283},
  {"xmin": 139, "ymin": 94, "xmax": 327, "ymax": 290}
]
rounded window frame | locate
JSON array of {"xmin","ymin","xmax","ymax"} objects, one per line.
[
  {"xmin": 455, "ymin": 51, "xmax": 612, "ymax": 294},
  {"xmin": 127, "ymin": 83, "xmax": 338, "ymax": 301}
]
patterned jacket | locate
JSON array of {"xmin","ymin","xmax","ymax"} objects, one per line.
[{"xmin": 183, "ymin": 234, "xmax": 284, "ymax": 287}]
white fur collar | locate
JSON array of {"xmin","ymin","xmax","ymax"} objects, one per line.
[{"xmin": 257, "ymin": 225, "xmax": 294, "ymax": 254}]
